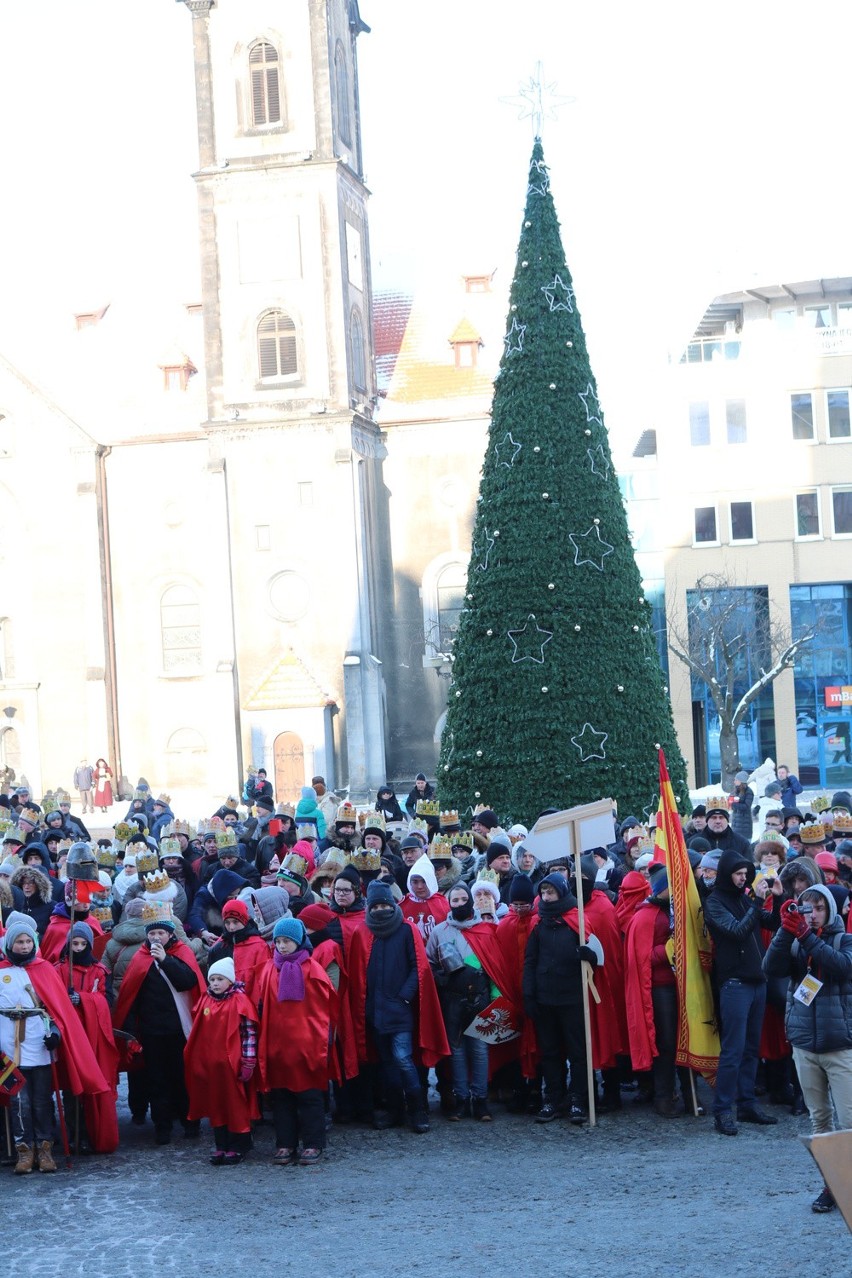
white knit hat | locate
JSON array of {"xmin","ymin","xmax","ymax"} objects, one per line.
[{"xmin": 208, "ymin": 957, "xmax": 235, "ymax": 984}]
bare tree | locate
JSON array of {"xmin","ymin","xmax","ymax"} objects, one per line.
[{"xmin": 667, "ymin": 573, "xmax": 819, "ymax": 789}]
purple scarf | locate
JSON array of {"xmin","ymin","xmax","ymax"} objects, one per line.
[{"xmin": 273, "ymin": 946, "xmax": 310, "ymax": 1001}]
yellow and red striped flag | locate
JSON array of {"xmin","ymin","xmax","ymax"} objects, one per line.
[{"xmin": 655, "ymin": 749, "xmax": 719, "ymax": 1081}]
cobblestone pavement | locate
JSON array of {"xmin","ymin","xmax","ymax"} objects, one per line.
[{"xmin": 3, "ymin": 1080, "xmax": 848, "ymax": 1277}]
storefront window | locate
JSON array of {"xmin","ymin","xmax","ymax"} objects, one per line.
[{"xmin": 789, "ymin": 583, "xmax": 852, "ymax": 786}]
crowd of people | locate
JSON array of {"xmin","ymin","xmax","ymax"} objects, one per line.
[{"xmin": 0, "ymin": 771, "xmax": 849, "ymax": 1214}]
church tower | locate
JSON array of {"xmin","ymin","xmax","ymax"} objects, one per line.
[{"xmin": 176, "ymin": 0, "xmax": 388, "ymax": 798}]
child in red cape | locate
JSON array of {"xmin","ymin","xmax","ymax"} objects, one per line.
[
  {"xmin": 257, "ymin": 917, "xmax": 337, "ymax": 1167},
  {"xmin": 0, "ymin": 912, "xmax": 108, "ymax": 1173},
  {"xmin": 184, "ymin": 956, "xmax": 259, "ymax": 1166},
  {"xmin": 54, "ymin": 922, "xmax": 119, "ymax": 1153},
  {"xmin": 205, "ymin": 899, "xmax": 270, "ymax": 1010}
]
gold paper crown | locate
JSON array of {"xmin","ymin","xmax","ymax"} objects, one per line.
[
  {"xmin": 57, "ymin": 838, "xmax": 74, "ymax": 854},
  {"xmin": 143, "ymin": 868, "xmax": 172, "ymax": 894},
  {"xmin": 224, "ymin": 795, "xmax": 239, "ymax": 810},
  {"xmin": 408, "ymin": 818, "xmax": 429, "ymax": 839},
  {"xmin": 363, "ymin": 811, "xmax": 386, "ymax": 834},
  {"xmin": 20, "ymin": 806, "xmax": 41, "ymax": 825},
  {"xmin": 439, "ymin": 809, "xmax": 460, "ymax": 829},
  {"xmin": 832, "ymin": 812, "xmax": 852, "ymax": 832},
  {"xmin": 0, "ymin": 818, "xmax": 13, "ymax": 835},
  {"xmin": 284, "ymin": 852, "xmax": 308, "ymax": 877},
  {"xmin": 311, "ymin": 849, "xmax": 346, "ymax": 879},
  {"xmin": 346, "ymin": 849, "xmax": 382, "ymax": 873},
  {"xmin": 415, "ymin": 799, "xmax": 440, "ymax": 818},
  {"xmin": 198, "ymin": 817, "xmax": 225, "ymax": 837},
  {"xmin": 428, "ymin": 835, "xmax": 455, "ymax": 861},
  {"xmin": 41, "ymin": 790, "xmax": 57, "ymax": 815},
  {"xmin": 96, "ymin": 845, "xmax": 117, "ymax": 868},
  {"xmin": 335, "ymin": 801, "xmax": 358, "ymax": 825},
  {"xmin": 705, "ymin": 795, "xmax": 729, "ymax": 814},
  {"xmin": 216, "ymin": 828, "xmax": 238, "ymax": 849},
  {"xmin": 811, "ymin": 795, "xmax": 831, "ymax": 814},
  {"xmin": 636, "ymin": 834, "xmax": 655, "ymax": 853},
  {"xmin": 452, "ymin": 831, "xmax": 474, "ymax": 851},
  {"xmin": 141, "ymin": 900, "xmax": 174, "ymax": 925},
  {"xmin": 276, "ymin": 801, "xmax": 296, "ymax": 818},
  {"xmin": 113, "ymin": 822, "xmax": 135, "ymax": 844},
  {"xmin": 56, "ymin": 791, "xmax": 72, "ymax": 806},
  {"xmin": 164, "ymin": 819, "xmax": 193, "ymax": 839},
  {"xmin": 155, "ymin": 793, "xmax": 171, "ymax": 806},
  {"xmin": 159, "ymin": 837, "xmax": 182, "ymax": 859},
  {"xmin": 89, "ymin": 905, "xmax": 114, "ymax": 926},
  {"xmin": 472, "ymin": 803, "xmax": 490, "ymax": 817},
  {"xmin": 478, "ymin": 868, "xmax": 500, "ymax": 886},
  {"xmin": 800, "ymin": 822, "xmax": 827, "ymax": 844},
  {"xmin": 135, "ymin": 847, "xmax": 160, "ymax": 875},
  {"xmin": 759, "ymin": 830, "xmax": 788, "ymax": 847}
]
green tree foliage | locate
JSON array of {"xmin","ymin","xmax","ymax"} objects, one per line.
[{"xmin": 438, "ymin": 139, "xmax": 688, "ymax": 825}]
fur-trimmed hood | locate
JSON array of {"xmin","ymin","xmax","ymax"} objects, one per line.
[{"xmin": 10, "ymin": 864, "xmax": 54, "ymax": 904}]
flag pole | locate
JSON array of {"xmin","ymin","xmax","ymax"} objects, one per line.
[{"xmin": 571, "ymin": 831, "xmax": 596, "ymax": 1128}]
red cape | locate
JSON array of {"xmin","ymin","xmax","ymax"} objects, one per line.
[
  {"xmin": 615, "ymin": 871, "xmax": 651, "ymax": 931},
  {"xmin": 221, "ymin": 933, "xmax": 270, "ymax": 1011},
  {"xmin": 312, "ymin": 938, "xmax": 358, "ymax": 1082},
  {"xmin": 400, "ymin": 893, "xmax": 450, "ymax": 941},
  {"xmin": 0, "ymin": 956, "xmax": 109, "ymax": 1097},
  {"xmin": 184, "ymin": 989, "xmax": 260, "ymax": 1131},
  {"xmin": 256, "ymin": 956, "xmax": 337, "ymax": 1092},
  {"xmin": 40, "ymin": 912, "xmax": 106, "ymax": 964},
  {"xmin": 623, "ymin": 904, "xmax": 659, "ymax": 1071},
  {"xmin": 347, "ymin": 920, "xmax": 449, "ymax": 1069},
  {"xmin": 330, "ymin": 906, "xmax": 368, "ymax": 956},
  {"xmin": 565, "ymin": 892, "xmax": 629, "ymax": 1070},
  {"xmin": 112, "ymin": 939, "xmax": 206, "ymax": 1034},
  {"xmin": 496, "ymin": 910, "xmax": 540, "ymax": 1078},
  {"xmin": 53, "ymin": 959, "xmax": 119, "ymax": 1152}
]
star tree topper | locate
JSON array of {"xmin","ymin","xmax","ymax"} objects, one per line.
[{"xmin": 501, "ymin": 61, "xmax": 576, "ymax": 137}]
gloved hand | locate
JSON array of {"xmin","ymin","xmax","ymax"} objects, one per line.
[
  {"xmin": 69, "ymin": 991, "xmax": 81, "ymax": 1007},
  {"xmin": 780, "ymin": 900, "xmax": 810, "ymax": 938},
  {"xmin": 43, "ymin": 1022, "xmax": 61, "ymax": 1053},
  {"xmin": 237, "ymin": 1058, "xmax": 256, "ymax": 1083},
  {"xmin": 578, "ymin": 945, "xmax": 599, "ymax": 969}
]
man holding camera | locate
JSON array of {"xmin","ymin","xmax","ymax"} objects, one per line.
[
  {"xmin": 764, "ymin": 884, "xmax": 852, "ymax": 1213},
  {"xmin": 704, "ymin": 848, "xmax": 781, "ymax": 1136}
]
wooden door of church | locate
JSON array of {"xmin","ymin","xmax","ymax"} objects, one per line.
[{"xmin": 273, "ymin": 731, "xmax": 304, "ymax": 804}]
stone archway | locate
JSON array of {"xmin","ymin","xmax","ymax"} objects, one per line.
[{"xmin": 273, "ymin": 731, "xmax": 305, "ymax": 803}]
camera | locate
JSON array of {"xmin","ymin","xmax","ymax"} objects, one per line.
[{"xmin": 787, "ymin": 901, "xmax": 813, "ymax": 916}]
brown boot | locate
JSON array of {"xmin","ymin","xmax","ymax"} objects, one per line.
[
  {"xmin": 37, "ymin": 1141, "xmax": 57, "ymax": 1173},
  {"xmin": 14, "ymin": 1143, "xmax": 35, "ymax": 1175}
]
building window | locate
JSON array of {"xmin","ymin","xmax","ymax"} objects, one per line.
[
  {"xmin": 350, "ymin": 310, "xmax": 366, "ymax": 391},
  {"xmin": 159, "ymin": 359, "xmax": 197, "ymax": 392},
  {"xmin": 334, "ymin": 44, "xmax": 351, "ymax": 147},
  {"xmin": 804, "ymin": 304, "xmax": 831, "ymax": 329},
  {"xmin": 726, "ymin": 399, "xmax": 747, "ymax": 445},
  {"xmin": 791, "ymin": 392, "xmax": 815, "ymax": 441},
  {"xmin": 435, "ymin": 562, "xmax": 466, "ymax": 653},
  {"xmin": 827, "ymin": 389, "xmax": 851, "ymax": 440},
  {"xmin": 831, "ymin": 487, "xmax": 852, "ymax": 537},
  {"xmin": 730, "ymin": 500, "xmax": 754, "ymax": 542},
  {"xmin": 464, "ymin": 275, "xmax": 492, "ymax": 293},
  {"xmin": 160, "ymin": 585, "xmax": 202, "ymax": 674},
  {"xmin": 689, "ymin": 401, "xmax": 710, "ymax": 447},
  {"xmin": 257, "ymin": 311, "xmax": 298, "ymax": 380},
  {"xmin": 795, "ymin": 491, "xmax": 821, "ymax": 539},
  {"xmin": 773, "ymin": 308, "xmax": 796, "ymax": 330},
  {"xmin": 249, "ymin": 41, "xmax": 281, "ymax": 127},
  {"xmin": 694, "ymin": 506, "xmax": 718, "ymax": 545}
]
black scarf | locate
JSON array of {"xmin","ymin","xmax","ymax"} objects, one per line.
[{"xmin": 366, "ymin": 903, "xmax": 403, "ymax": 938}]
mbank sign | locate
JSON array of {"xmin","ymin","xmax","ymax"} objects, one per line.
[{"xmin": 824, "ymin": 686, "xmax": 852, "ymax": 707}]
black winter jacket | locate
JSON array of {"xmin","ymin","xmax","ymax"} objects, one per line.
[
  {"xmin": 704, "ymin": 849, "xmax": 778, "ymax": 985},
  {"xmin": 523, "ymin": 879, "xmax": 584, "ymax": 1008},
  {"xmin": 764, "ymin": 887, "xmax": 852, "ymax": 1054},
  {"xmin": 365, "ymin": 915, "xmax": 419, "ymax": 1034}
]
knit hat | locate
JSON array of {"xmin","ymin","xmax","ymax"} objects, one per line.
[
  {"xmin": 335, "ymin": 865, "xmax": 362, "ymax": 892},
  {"xmin": 300, "ymin": 786, "xmax": 318, "ymax": 804},
  {"xmin": 1, "ymin": 911, "xmax": 39, "ymax": 955},
  {"xmin": 222, "ymin": 899, "xmax": 249, "ymax": 925},
  {"xmin": 648, "ymin": 864, "xmax": 669, "ymax": 897},
  {"xmin": 70, "ymin": 922, "xmax": 94, "ymax": 947},
  {"xmin": 145, "ymin": 915, "xmax": 176, "ymax": 934},
  {"xmin": 298, "ymin": 903, "xmax": 335, "ymax": 933},
  {"xmin": 507, "ymin": 823, "xmax": 528, "ymax": 840},
  {"xmin": 253, "ymin": 794, "xmax": 274, "ymax": 812},
  {"xmin": 486, "ymin": 833, "xmax": 512, "ymax": 865},
  {"xmin": 830, "ymin": 791, "xmax": 852, "ymax": 813},
  {"xmin": 471, "ymin": 878, "xmax": 501, "ymax": 906},
  {"xmin": 634, "ymin": 852, "xmax": 655, "ymax": 871},
  {"xmin": 509, "ymin": 874, "xmax": 535, "ymax": 904},
  {"xmin": 472, "ymin": 808, "xmax": 499, "ymax": 831},
  {"xmin": 699, "ymin": 850, "xmax": 722, "ymax": 870},
  {"xmin": 814, "ymin": 851, "xmax": 839, "ymax": 874},
  {"xmin": 208, "ymin": 868, "xmax": 247, "ymax": 905},
  {"xmin": 273, "ymin": 917, "xmax": 307, "ymax": 945},
  {"xmin": 691, "ymin": 805, "xmax": 706, "ymax": 818},
  {"xmin": 366, "ymin": 880, "xmax": 395, "ymax": 910},
  {"xmin": 415, "ymin": 772, "xmax": 427, "ymax": 782},
  {"xmin": 734, "ymin": 770, "xmax": 749, "ymax": 784},
  {"xmin": 208, "ymin": 957, "xmax": 236, "ymax": 984},
  {"xmin": 688, "ymin": 836, "xmax": 711, "ymax": 856},
  {"xmin": 400, "ymin": 835, "xmax": 422, "ymax": 852}
]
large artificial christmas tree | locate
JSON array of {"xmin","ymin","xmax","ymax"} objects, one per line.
[{"xmin": 438, "ymin": 139, "xmax": 688, "ymax": 825}]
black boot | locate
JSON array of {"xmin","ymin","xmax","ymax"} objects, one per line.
[
  {"xmin": 372, "ymin": 1088, "xmax": 405, "ymax": 1130},
  {"xmin": 405, "ymin": 1090, "xmax": 429, "ymax": 1134}
]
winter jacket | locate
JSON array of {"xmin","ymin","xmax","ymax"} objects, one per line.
[
  {"xmin": 703, "ymin": 822, "xmax": 752, "ymax": 860},
  {"xmin": 779, "ymin": 775, "xmax": 804, "ymax": 809},
  {"xmin": 704, "ymin": 849, "xmax": 777, "ymax": 985},
  {"xmin": 405, "ymin": 782, "xmax": 435, "ymax": 820},
  {"xmin": 102, "ymin": 916, "xmax": 203, "ymax": 993},
  {"xmin": 294, "ymin": 797, "xmax": 327, "ymax": 839},
  {"xmin": 426, "ymin": 914, "xmax": 491, "ymax": 1044},
  {"xmin": 763, "ymin": 886, "xmax": 852, "ymax": 1054},
  {"xmin": 19, "ymin": 844, "xmax": 65, "ymax": 902},
  {"xmin": 375, "ymin": 788, "xmax": 405, "ymax": 823},
  {"xmin": 523, "ymin": 877, "xmax": 584, "ymax": 1008},
  {"xmin": 186, "ymin": 869, "xmax": 248, "ymax": 937},
  {"xmin": 200, "ymin": 855, "xmax": 260, "ymax": 890},
  {"xmin": 730, "ymin": 786, "xmax": 755, "ymax": 840},
  {"xmin": 365, "ymin": 915, "xmax": 419, "ymax": 1034},
  {"xmin": 10, "ymin": 866, "xmax": 55, "ymax": 935}
]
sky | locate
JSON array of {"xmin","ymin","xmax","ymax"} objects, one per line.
[{"xmin": 1, "ymin": 1, "xmax": 851, "ymax": 442}]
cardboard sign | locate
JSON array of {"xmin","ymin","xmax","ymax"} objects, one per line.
[{"xmin": 523, "ymin": 798, "xmax": 616, "ymax": 863}]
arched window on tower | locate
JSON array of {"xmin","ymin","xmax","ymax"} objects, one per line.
[
  {"xmin": 350, "ymin": 309, "xmax": 366, "ymax": 391},
  {"xmin": 160, "ymin": 585, "xmax": 202, "ymax": 674},
  {"xmin": 257, "ymin": 311, "xmax": 299, "ymax": 380},
  {"xmin": 249, "ymin": 41, "xmax": 282, "ymax": 127},
  {"xmin": 334, "ymin": 44, "xmax": 351, "ymax": 147}
]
